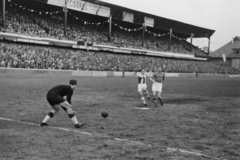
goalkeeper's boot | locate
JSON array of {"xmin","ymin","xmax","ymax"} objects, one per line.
[
  {"xmin": 75, "ymin": 123, "xmax": 86, "ymax": 128},
  {"xmin": 40, "ymin": 123, "xmax": 49, "ymax": 127}
]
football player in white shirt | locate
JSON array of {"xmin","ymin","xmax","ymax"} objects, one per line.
[{"xmin": 138, "ymin": 69, "xmax": 150, "ymax": 106}]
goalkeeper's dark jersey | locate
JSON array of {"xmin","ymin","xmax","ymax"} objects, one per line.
[{"xmin": 48, "ymin": 85, "xmax": 73, "ymax": 104}]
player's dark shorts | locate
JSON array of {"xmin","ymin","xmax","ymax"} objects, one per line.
[{"xmin": 46, "ymin": 91, "xmax": 65, "ymax": 106}]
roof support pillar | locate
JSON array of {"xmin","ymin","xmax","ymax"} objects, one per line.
[
  {"xmin": 142, "ymin": 23, "xmax": 145, "ymax": 47},
  {"xmin": 208, "ymin": 37, "xmax": 211, "ymax": 55},
  {"xmin": 108, "ymin": 15, "xmax": 112, "ymax": 42},
  {"xmin": 206, "ymin": 33, "xmax": 211, "ymax": 55},
  {"xmin": 63, "ymin": 0, "xmax": 69, "ymax": 36},
  {"xmin": 190, "ymin": 33, "xmax": 194, "ymax": 52},
  {"xmin": 169, "ymin": 28, "xmax": 172, "ymax": 50},
  {"xmin": 2, "ymin": 0, "xmax": 5, "ymax": 28}
]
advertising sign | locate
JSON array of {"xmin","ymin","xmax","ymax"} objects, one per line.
[
  {"xmin": 123, "ymin": 11, "xmax": 134, "ymax": 23},
  {"xmin": 48, "ymin": 0, "xmax": 110, "ymax": 17},
  {"xmin": 144, "ymin": 17, "xmax": 154, "ymax": 27}
]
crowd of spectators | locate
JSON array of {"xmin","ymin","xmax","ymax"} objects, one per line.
[
  {"xmin": 0, "ymin": 5, "xmax": 108, "ymax": 43},
  {"xmin": 1, "ymin": 42, "xmax": 239, "ymax": 74},
  {"xmin": 0, "ymin": 4, "xmax": 207, "ymax": 56}
]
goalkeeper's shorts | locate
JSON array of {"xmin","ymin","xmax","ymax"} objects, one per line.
[{"xmin": 46, "ymin": 91, "xmax": 65, "ymax": 106}]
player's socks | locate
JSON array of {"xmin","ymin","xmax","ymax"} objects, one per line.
[
  {"xmin": 69, "ymin": 114, "xmax": 79, "ymax": 125},
  {"xmin": 42, "ymin": 116, "xmax": 51, "ymax": 124},
  {"xmin": 153, "ymin": 98, "xmax": 158, "ymax": 107},
  {"xmin": 71, "ymin": 117, "xmax": 79, "ymax": 125},
  {"xmin": 141, "ymin": 96, "xmax": 146, "ymax": 105},
  {"xmin": 146, "ymin": 91, "xmax": 150, "ymax": 99},
  {"xmin": 42, "ymin": 111, "xmax": 55, "ymax": 124},
  {"xmin": 158, "ymin": 97, "xmax": 164, "ymax": 106}
]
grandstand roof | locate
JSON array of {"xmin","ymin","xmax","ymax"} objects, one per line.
[
  {"xmin": 210, "ymin": 36, "xmax": 240, "ymax": 58},
  {"xmin": 90, "ymin": 0, "xmax": 215, "ymax": 38},
  {"xmin": 13, "ymin": 0, "xmax": 215, "ymax": 39}
]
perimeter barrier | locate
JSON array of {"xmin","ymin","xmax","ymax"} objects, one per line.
[
  {"xmin": 0, "ymin": 68, "xmax": 237, "ymax": 78},
  {"xmin": 0, "ymin": 68, "xmax": 72, "ymax": 76}
]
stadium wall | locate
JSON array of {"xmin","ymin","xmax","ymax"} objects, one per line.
[
  {"xmin": 0, "ymin": 68, "xmax": 233, "ymax": 78},
  {"xmin": 72, "ymin": 70, "xmax": 108, "ymax": 77},
  {"xmin": 0, "ymin": 68, "xmax": 72, "ymax": 76},
  {"xmin": 197, "ymin": 73, "xmax": 229, "ymax": 78}
]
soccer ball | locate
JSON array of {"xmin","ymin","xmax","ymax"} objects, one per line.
[{"xmin": 101, "ymin": 111, "xmax": 108, "ymax": 118}]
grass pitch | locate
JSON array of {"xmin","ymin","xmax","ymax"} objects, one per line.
[{"xmin": 0, "ymin": 73, "xmax": 239, "ymax": 160}]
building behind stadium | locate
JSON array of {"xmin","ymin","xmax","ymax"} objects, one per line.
[{"xmin": 210, "ymin": 36, "xmax": 240, "ymax": 69}]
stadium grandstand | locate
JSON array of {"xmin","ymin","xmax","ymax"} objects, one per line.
[{"xmin": 0, "ymin": 0, "xmax": 240, "ymax": 74}]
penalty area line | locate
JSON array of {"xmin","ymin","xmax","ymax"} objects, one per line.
[
  {"xmin": 0, "ymin": 117, "xmax": 93, "ymax": 136},
  {"xmin": 0, "ymin": 117, "xmax": 224, "ymax": 160}
]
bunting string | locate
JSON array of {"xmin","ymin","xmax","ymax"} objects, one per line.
[
  {"xmin": 145, "ymin": 28, "xmax": 169, "ymax": 37},
  {"xmin": 8, "ymin": 0, "xmax": 62, "ymax": 15},
  {"xmin": 68, "ymin": 12, "xmax": 109, "ymax": 26},
  {"xmin": 172, "ymin": 34, "xmax": 187, "ymax": 41},
  {"xmin": 112, "ymin": 22, "xmax": 143, "ymax": 32}
]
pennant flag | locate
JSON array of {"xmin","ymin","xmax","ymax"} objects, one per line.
[{"xmin": 222, "ymin": 54, "xmax": 226, "ymax": 62}]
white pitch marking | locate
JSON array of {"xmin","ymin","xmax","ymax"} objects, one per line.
[
  {"xmin": 0, "ymin": 117, "xmax": 92, "ymax": 136},
  {"xmin": 133, "ymin": 107, "xmax": 151, "ymax": 110},
  {"xmin": 52, "ymin": 127, "xmax": 93, "ymax": 135},
  {"xmin": 0, "ymin": 117, "xmax": 224, "ymax": 160},
  {"xmin": 80, "ymin": 132, "xmax": 93, "ymax": 135},
  {"xmin": 115, "ymin": 138, "xmax": 146, "ymax": 146},
  {"xmin": 167, "ymin": 148, "xmax": 224, "ymax": 160}
]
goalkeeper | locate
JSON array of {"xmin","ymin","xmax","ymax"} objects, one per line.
[{"xmin": 40, "ymin": 79, "xmax": 86, "ymax": 128}]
